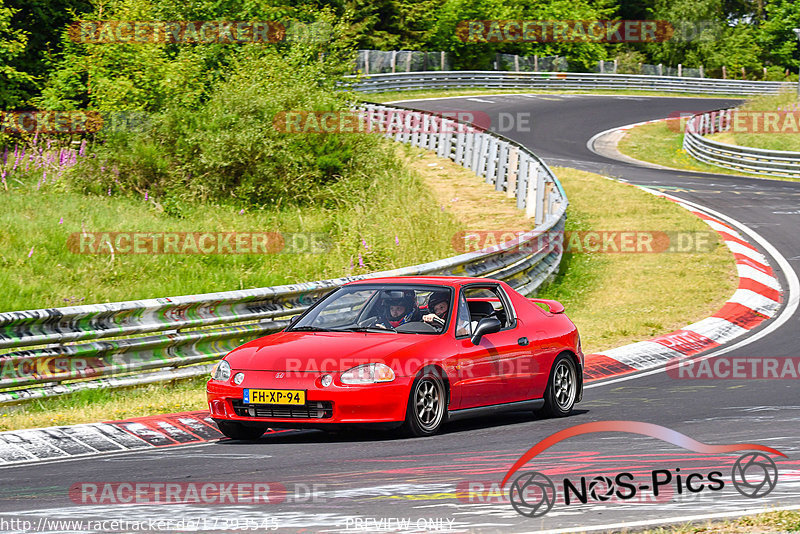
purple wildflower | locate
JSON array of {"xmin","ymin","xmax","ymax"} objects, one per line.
[
  {"xmin": 362, "ymin": 238, "xmax": 369, "ymax": 249},
  {"xmin": 79, "ymin": 139, "xmax": 87, "ymax": 157},
  {"xmin": 239, "ymin": 209, "xmax": 245, "ymax": 215},
  {"xmin": 358, "ymin": 253, "xmax": 364, "ymax": 267},
  {"xmin": 2, "ymin": 146, "xmax": 7, "ymax": 165},
  {"xmin": 108, "ymin": 187, "xmax": 112, "ymax": 196},
  {"xmin": 395, "ymin": 235, "xmax": 400, "ymax": 245},
  {"xmin": 144, "ymin": 191, "xmax": 149, "ymax": 201},
  {"xmin": 28, "ymin": 247, "xmax": 34, "ymax": 258},
  {"xmin": 59, "ymin": 217, "xmax": 63, "ymax": 224},
  {"xmin": 32, "ymin": 133, "xmax": 38, "ymax": 146}
]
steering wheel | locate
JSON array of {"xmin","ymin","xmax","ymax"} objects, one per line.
[{"xmin": 358, "ymin": 316, "xmax": 378, "ymax": 328}]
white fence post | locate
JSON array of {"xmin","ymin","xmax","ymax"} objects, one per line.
[
  {"xmin": 506, "ymin": 148, "xmax": 519, "ymax": 199},
  {"xmin": 525, "ymin": 160, "xmax": 540, "ymax": 219}
]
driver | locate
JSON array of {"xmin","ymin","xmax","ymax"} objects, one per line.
[
  {"xmin": 422, "ymin": 291, "xmax": 450, "ymax": 328},
  {"xmin": 378, "ymin": 291, "xmax": 420, "ymax": 328}
]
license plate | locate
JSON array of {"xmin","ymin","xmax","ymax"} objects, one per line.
[{"xmin": 243, "ymin": 389, "xmax": 305, "ymax": 405}]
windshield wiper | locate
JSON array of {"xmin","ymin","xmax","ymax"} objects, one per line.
[
  {"xmin": 345, "ymin": 325, "xmax": 397, "ymax": 333},
  {"xmin": 289, "ymin": 326, "xmax": 342, "ymax": 332}
]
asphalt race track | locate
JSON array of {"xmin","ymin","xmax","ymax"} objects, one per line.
[{"xmin": 1, "ymin": 95, "xmax": 799, "ymax": 534}]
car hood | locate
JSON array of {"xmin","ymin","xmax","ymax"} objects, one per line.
[{"xmin": 225, "ymin": 331, "xmax": 436, "ymax": 373}]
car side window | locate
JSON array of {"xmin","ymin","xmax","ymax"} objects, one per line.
[
  {"xmin": 455, "ymin": 293, "xmax": 472, "ymax": 337},
  {"xmin": 462, "ymin": 286, "xmax": 512, "ymax": 329}
]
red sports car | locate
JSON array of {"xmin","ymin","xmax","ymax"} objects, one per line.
[{"xmin": 207, "ymin": 276, "xmax": 583, "ymax": 439}]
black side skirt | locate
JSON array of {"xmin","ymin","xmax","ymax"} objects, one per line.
[{"xmin": 447, "ymin": 399, "xmax": 544, "ymax": 422}]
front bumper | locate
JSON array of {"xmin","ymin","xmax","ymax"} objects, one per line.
[{"xmin": 207, "ymin": 370, "xmax": 413, "ymax": 425}]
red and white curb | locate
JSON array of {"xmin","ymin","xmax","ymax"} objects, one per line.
[
  {"xmin": 0, "ymin": 411, "xmax": 228, "ymax": 466},
  {"xmin": 583, "ymin": 187, "xmax": 783, "ymax": 381}
]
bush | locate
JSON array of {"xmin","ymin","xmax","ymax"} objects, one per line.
[{"xmin": 69, "ymin": 49, "xmax": 394, "ymax": 209}]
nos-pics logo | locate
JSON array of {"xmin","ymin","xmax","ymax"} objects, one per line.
[{"xmin": 502, "ymin": 421, "xmax": 783, "ymax": 518}]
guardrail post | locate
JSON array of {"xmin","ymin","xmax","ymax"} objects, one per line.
[
  {"xmin": 470, "ymin": 132, "xmax": 483, "ymax": 173},
  {"xmin": 496, "ymin": 142, "xmax": 509, "ymax": 191},
  {"xmin": 440, "ymin": 119, "xmax": 453, "ymax": 158},
  {"xmin": 420, "ymin": 114, "xmax": 430, "ymax": 148},
  {"xmin": 485, "ymin": 138, "xmax": 498, "ymax": 184},
  {"xmin": 537, "ymin": 170, "xmax": 549, "ymax": 226},
  {"xmin": 391, "ymin": 51, "xmax": 397, "ymax": 73},
  {"xmin": 517, "ymin": 156, "xmax": 528, "ymax": 210},
  {"xmin": 455, "ymin": 130, "xmax": 466, "ymax": 164},
  {"xmin": 506, "ymin": 148, "xmax": 519, "ymax": 198},
  {"xmin": 525, "ymin": 160, "xmax": 540, "ymax": 219}
]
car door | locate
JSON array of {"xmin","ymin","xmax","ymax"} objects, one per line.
[{"xmin": 455, "ymin": 285, "xmax": 533, "ymax": 408}]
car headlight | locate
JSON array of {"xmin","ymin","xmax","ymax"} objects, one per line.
[
  {"xmin": 340, "ymin": 363, "xmax": 395, "ymax": 385},
  {"xmin": 213, "ymin": 360, "xmax": 231, "ymax": 381}
]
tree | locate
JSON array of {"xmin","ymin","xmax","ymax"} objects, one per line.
[{"xmin": 0, "ymin": 1, "xmax": 34, "ymax": 109}]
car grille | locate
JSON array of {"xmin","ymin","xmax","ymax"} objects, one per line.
[{"xmin": 231, "ymin": 400, "xmax": 333, "ymax": 419}]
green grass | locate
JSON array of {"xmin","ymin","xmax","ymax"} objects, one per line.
[
  {"xmin": 616, "ymin": 120, "xmax": 755, "ymax": 176},
  {"xmin": 706, "ymin": 91, "xmax": 800, "ymax": 152},
  {"xmin": 635, "ymin": 508, "xmax": 800, "ymax": 533},
  {"xmin": 0, "ymin": 142, "xmax": 461, "ymax": 312}
]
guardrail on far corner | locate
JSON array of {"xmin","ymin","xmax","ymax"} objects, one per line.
[
  {"xmin": 682, "ymin": 108, "xmax": 800, "ymax": 178},
  {"xmin": 344, "ymin": 71, "xmax": 796, "ymax": 96},
  {"xmin": 0, "ymin": 103, "xmax": 567, "ymax": 405}
]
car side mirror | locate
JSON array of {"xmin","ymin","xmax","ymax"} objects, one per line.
[{"xmin": 471, "ymin": 317, "xmax": 501, "ymax": 345}]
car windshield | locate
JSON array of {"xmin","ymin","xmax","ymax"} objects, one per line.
[{"xmin": 289, "ymin": 284, "xmax": 454, "ymax": 335}]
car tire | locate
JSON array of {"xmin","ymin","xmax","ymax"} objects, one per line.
[
  {"xmin": 537, "ymin": 354, "xmax": 578, "ymax": 418},
  {"xmin": 400, "ymin": 371, "xmax": 446, "ymax": 437},
  {"xmin": 216, "ymin": 421, "xmax": 267, "ymax": 441}
]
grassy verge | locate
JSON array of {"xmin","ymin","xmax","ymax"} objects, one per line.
[
  {"xmin": 706, "ymin": 91, "xmax": 800, "ymax": 152},
  {"xmin": 615, "ymin": 104, "xmax": 800, "ymax": 182},
  {"xmin": 616, "ymin": 120, "xmax": 755, "ymax": 176},
  {"xmin": 0, "ymin": 140, "xmax": 461, "ymax": 313},
  {"xmin": 0, "ymin": 151, "xmax": 737, "ymax": 431},
  {"xmin": 636, "ymin": 508, "xmax": 800, "ymax": 533},
  {"xmin": 361, "ymin": 88, "xmax": 742, "ymax": 104}
]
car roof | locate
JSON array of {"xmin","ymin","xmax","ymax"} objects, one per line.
[{"xmin": 345, "ymin": 276, "xmax": 503, "ymax": 288}]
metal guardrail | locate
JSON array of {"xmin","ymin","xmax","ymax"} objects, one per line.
[
  {"xmin": 344, "ymin": 71, "xmax": 796, "ymax": 96},
  {"xmin": 683, "ymin": 109, "xmax": 800, "ymax": 177},
  {"xmin": 0, "ymin": 103, "xmax": 567, "ymax": 404}
]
